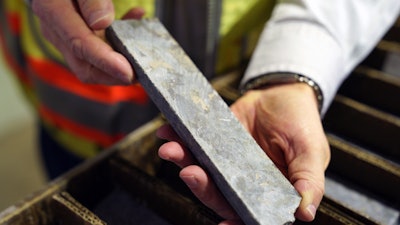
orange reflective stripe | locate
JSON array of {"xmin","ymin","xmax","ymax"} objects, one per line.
[
  {"xmin": 38, "ymin": 103, "xmax": 124, "ymax": 148},
  {"xmin": 0, "ymin": 13, "xmax": 30, "ymax": 86},
  {"xmin": 27, "ymin": 57, "xmax": 149, "ymax": 105},
  {"xmin": 6, "ymin": 11, "xmax": 21, "ymax": 35}
]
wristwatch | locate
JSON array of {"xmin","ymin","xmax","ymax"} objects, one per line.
[{"xmin": 242, "ymin": 72, "xmax": 323, "ymax": 112}]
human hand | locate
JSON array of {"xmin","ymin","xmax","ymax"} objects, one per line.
[
  {"xmin": 32, "ymin": 0, "xmax": 144, "ymax": 85},
  {"xmin": 157, "ymin": 83, "xmax": 330, "ymax": 223},
  {"xmin": 157, "ymin": 125, "xmax": 243, "ymax": 225}
]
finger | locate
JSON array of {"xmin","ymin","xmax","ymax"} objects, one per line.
[
  {"xmin": 45, "ymin": 24, "xmax": 129, "ymax": 85},
  {"xmin": 77, "ymin": 0, "xmax": 115, "ymax": 29},
  {"xmin": 179, "ymin": 165, "xmax": 239, "ymax": 220},
  {"xmin": 158, "ymin": 142, "xmax": 195, "ymax": 168},
  {"xmin": 65, "ymin": 34, "xmax": 134, "ymax": 84},
  {"xmin": 63, "ymin": 51, "xmax": 131, "ymax": 85},
  {"xmin": 122, "ymin": 7, "xmax": 146, "ymax": 20},
  {"xmin": 61, "ymin": 27, "xmax": 133, "ymax": 84},
  {"xmin": 156, "ymin": 124, "xmax": 181, "ymax": 142},
  {"xmin": 33, "ymin": 1, "xmax": 134, "ymax": 84},
  {"xmin": 156, "ymin": 124, "xmax": 197, "ymax": 167}
]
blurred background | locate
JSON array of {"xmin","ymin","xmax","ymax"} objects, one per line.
[{"xmin": 0, "ymin": 52, "xmax": 46, "ymax": 211}]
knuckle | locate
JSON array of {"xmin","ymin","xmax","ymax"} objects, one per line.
[
  {"xmin": 77, "ymin": 0, "xmax": 93, "ymax": 16},
  {"xmin": 94, "ymin": 56, "xmax": 108, "ymax": 73},
  {"xmin": 78, "ymin": 0, "xmax": 114, "ymax": 21},
  {"xmin": 69, "ymin": 37, "xmax": 85, "ymax": 59}
]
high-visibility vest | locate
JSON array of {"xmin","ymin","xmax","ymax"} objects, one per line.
[{"xmin": 0, "ymin": 0, "xmax": 274, "ymax": 159}]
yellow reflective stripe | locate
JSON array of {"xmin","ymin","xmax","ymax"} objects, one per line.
[
  {"xmin": 220, "ymin": 0, "xmax": 256, "ymax": 36},
  {"xmin": 113, "ymin": 0, "xmax": 155, "ymax": 18},
  {"xmin": 4, "ymin": 0, "xmax": 24, "ymax": 12},
  {"xmin": 42, "ymin": 119, "xmax": 101, "ymax": 159},
  {"xmin": 220, "ymin": 0, "xmax": 275, "ymax": 38},
  {"xmin": 216, "ymin": 0, "xmax": 275, "ymax": 73}
]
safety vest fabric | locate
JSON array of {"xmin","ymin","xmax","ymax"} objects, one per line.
[{"xmin": 0, "ymin": 0, "xmax": 274, "ymax": 159}]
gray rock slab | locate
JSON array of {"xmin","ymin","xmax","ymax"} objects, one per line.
[{"xmin": 106, "ymin": 19, "xmax": 301, "ymax": 225}]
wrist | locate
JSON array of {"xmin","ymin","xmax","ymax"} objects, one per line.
[{"xmin": 241, "ymin": 73, "xmax": 323, "ymax": 113}]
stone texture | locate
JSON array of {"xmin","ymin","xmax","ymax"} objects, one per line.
[{"xmin": 106, "ymin": 19, "xmax": 301, "ymax": 225}]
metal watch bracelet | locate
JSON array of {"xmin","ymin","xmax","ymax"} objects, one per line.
[{"xmin": 242, "ymin": 73, "xmax": 323, "ymax": 112}]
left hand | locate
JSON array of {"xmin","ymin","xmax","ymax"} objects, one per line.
[
  {"xmin": 157, "ymin": 82, "xmax": 330, "ymax": 223},
  {"xmin": 32, "ymin": 0, "xmax": 145, "ymax": 85}
]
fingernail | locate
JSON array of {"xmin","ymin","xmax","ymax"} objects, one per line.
[
  {"xmin": 306, "ymin": 204, "xmax": 317, "ymax": 220},
  {"xmin": 181, "ymin": 175, "xmax": 198, "ymax": 188},
  {"xmin": 89, "ymin": 10, "xmax": 113, "ymax": 27}
]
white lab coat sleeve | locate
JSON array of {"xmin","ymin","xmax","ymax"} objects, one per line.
[{"xmin": 240, "ymin": 0, "xmax": 400, "ymax": 116}]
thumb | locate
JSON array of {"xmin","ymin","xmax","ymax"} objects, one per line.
[
  {"xmin": 77, "ymin": 0, "xmax": 115, "ymax": 29},
  {"xmin": 293, "ymin": 179, "xmax": 324, "ymax": 222},
  {"xmin": 288, "ymin": 138, "xmax": 329, "ymax": 221}
]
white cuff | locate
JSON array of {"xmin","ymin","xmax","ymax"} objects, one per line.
[{"xmin": 241, "ymin": 20, "xmax": 346, "ymax": 116}]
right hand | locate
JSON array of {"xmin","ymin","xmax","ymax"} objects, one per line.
[
  {"xmin": 157, "ymin": 83, "xmax": 330, "ymax": 223},
  {"xmin": 32, "ymin": 0, "xmax": 144, "ymax": 85}
]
